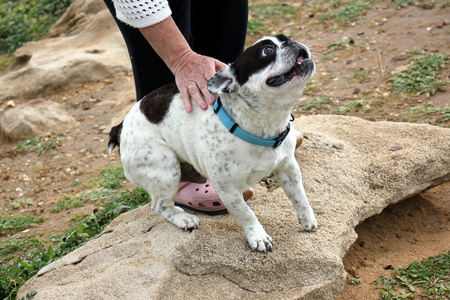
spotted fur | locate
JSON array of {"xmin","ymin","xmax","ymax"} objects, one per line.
[{"xmin": 109, "ymin": 35, "xmax": 317, "ymax": 252}]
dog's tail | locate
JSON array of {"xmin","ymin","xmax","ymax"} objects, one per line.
[{"xmin": 108, "ymin": 121, "xmax": 123, "ymax": 155}]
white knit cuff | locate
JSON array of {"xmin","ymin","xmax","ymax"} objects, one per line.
[{"xmin": 113, "ymin": 0, "xmax": 172, "ymax": 28}]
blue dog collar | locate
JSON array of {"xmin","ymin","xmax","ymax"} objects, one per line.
[{"xmin": 213, "ymin": 98, "xmax": 291, "ymax": 148}]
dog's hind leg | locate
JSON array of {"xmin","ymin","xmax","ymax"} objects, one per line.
[
  {"xmin": 122, "ymin": 145, "xmax": 199, "ymax": 230},
  {"xmin": 274, "ymin": 160, "xmax": 317, "ymax": 231}
]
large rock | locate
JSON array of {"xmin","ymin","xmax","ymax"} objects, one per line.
[
  {"xmin": 0, "ymin": 99, "xmax": 77, "ymax": 142},
  {"xmin": 17, "ymin": 115, "xmax": 450, "ymax": 299},
  {"xmin": 0, "ymin": 0, "xmax": 130, "ymax": 102}
]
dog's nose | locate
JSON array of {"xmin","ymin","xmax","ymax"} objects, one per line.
[{"xmin": 282, "ymin": 38, "xmax": 296, "ymax": 47}]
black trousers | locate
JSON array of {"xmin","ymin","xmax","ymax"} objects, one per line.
[{"xmin": 104, "ymin": 0, "xmax": 248, "ymax": 100}]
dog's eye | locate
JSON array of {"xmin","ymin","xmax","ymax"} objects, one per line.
[{"xmin": 261, "ymin": 46, "xmax": 275, "ymax": 57}]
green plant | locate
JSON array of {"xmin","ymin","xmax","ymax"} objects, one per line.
[
  {"xmin": 322, "ymin": 53, "xmax": 335, "ymax": 60},
  {"xmin": 394, "ymin": 0, "xmax": 418, "ymax": 8},
  {"xmin": 327, "ymin": 36, "xmax": 350, "ymax": 51},
  {"xmin": 347, "ymin": 277, "xmax": 361, "ymax": 285},
  {"xmin": 375, "ymin": 251, "xmax": 450, "ymax": 299},
  {"xmin": 51, "ymin": 196, "xmax": 84, "ymax": 213},
  {"xmin": 78, "ymin": 188, "xmax": 117, "ymax": 202},
  {"xmin": 0, "ymin": 0, "xmax": 75, "ymax": 54},
  {"xmin": 350, "ymin": 69, "xmax": 371, "ymax": 83},
  {"xmin": 99, "ymin": 167, "xmax": 126, "ymax": 189},
  {"xmin": 0, "ymin": 53, "xmax": 13, "ymax": 70},
  {"xmin": 15, "ymin": 136, "xmax": 61, "ymax": 156},
  {"xmin": 0, "ymin": 215, "xmax": 43, "ymax": 235},
  {"xmin": 389, "ymin": 54, "xmax": 449, "ymax": 96},
  {"xmin": 0, "ymin": 234, "xmax": 43, "ymax": 264},
  {"xmin": 400, "ymin": 104, "xmax": 450, "ymax": 126},
  {"xmin": 0, "ymin": 186, "xmax": 150, "ymax": 299},
  {"xmin": 248, "ymin": 2, "xmax": 300, "ymax": 35},
  {"xmin": 335, "ymin": 100, "xmax": 365, "ymax": 114},
  {"xmin": 0, "ymin": 245, "xmax": 54, "ymax": 300},
  {"xmin": 405, "ymin": 48, "xmax": 425, "ymax": 54},
  {"xmin": 302, "ymin": 97, "xmax": 333, "ymax": 110},
  {"xmin": 9, "ymin": 199, "xmax": 35, "ymax": 210},
  {"xmin": 320, "ymin": 0, "xmax": 371, "ymax": 25}
]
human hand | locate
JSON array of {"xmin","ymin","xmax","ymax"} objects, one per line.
[{"xmin": 171, "ymin": 51, "xmax": 227, "ymax": 113}]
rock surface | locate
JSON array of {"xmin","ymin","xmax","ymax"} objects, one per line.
[
  {"xmin": 18, "ymin": 115, "xmax": 450, "ymax": 299},
  {"xmin": 0, "ymin": 99, "xmax": 77, "ymax": 142},
  {"xmin": 0, "ymin": 0, "xmax": 130, "ymax": 102}
]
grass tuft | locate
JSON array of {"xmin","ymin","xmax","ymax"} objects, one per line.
[
  {"xmin": 389, "ymin": 54, "xmax": 449, "ymax": 96},
  {"xmin": 248, "ymin": 2, "xmax": 300, "ymax": 35},
  {"xmin": 15, "ymin": 136, "xmax": 61, "ymax": 157},
  {"xmin": 0, "ymin": 216, "xmax": 43, "ymax": 235},
  {"xmin": 375, "ymin": 251, "xmax": 450, "ymax": 299},
  {"xmin": 0, "ymin": 181, "xmax": 149, "ymax": 299},
  {"xmin": 320, "ymin": 0, "xmax": 371, "ymax": 25}
]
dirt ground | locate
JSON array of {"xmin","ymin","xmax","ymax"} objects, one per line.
[{"xmin": 0, "ymin": 1, "xmax": 449, "ymax": 298}]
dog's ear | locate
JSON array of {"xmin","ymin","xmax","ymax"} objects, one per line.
[{"xmin": 207, "ymin": 65, "xmax": 239, "ymax": 95}]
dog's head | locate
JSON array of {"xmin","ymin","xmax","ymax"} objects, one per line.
[{"xmin": 208, "ymin": 34, "xmax": 315, "ymax": 99}]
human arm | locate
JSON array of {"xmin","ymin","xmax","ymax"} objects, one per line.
[{"xmin": 138, "ymin": 17, "xmax": 226, "ymax": 112}]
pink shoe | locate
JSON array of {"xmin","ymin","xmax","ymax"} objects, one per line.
[{"xmin": 174, "ymin": 180, "xmax": 253, "ymax": 214}]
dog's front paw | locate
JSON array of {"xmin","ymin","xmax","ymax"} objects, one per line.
[
  {"xmin": 245, "ymin": 226, "xmax": 273, "ymax": 252},
  {"xmin": 299, "ymin": 215, "xmax": 317, "ymax": 231},
  {"xmin": 166, "ymin": 206, "xmax": 200, "ymax": 230}
]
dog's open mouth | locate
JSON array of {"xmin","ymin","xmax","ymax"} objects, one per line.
[{"xmin": 267, "ymin": 49, "xmax": 312, "ymax": 87}]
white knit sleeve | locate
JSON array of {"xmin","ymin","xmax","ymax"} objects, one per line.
[{"xmin": 112, "ymin": 0, "xmax": 172, "ymax": 28}]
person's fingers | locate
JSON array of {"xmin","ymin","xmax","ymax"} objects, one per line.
[
  {"xmin": 197, "ymin": 78, "xmax": 215, "ymax": 105},
  {"xmin": 188, "ymin": 83, "xmax": 208, "ymax": 110},
  {"xmin": 180, "ymin": 86, "xmax": 193, "ymax": 113},
  {"xmin": 173, "ymin": 54, "xmax": 227, "ymax": 112}
]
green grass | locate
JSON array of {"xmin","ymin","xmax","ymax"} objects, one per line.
[
  {"xmin": 302, "ymin": 97, "xmax": 334, "ymax": 110},
  {"xmin": 52, "ymin": 188, "xmax": 117, "ymax": 213},
  {"xmin": 405, "ymin": 48, "xmax": 425, "ymax": 55},
  {"xmin": 0, "ymin": 216, "xmax": 43, "ymax": 235},
  {"xmin": 99, "ymin": 167, "xmax": 126, "ymax": 189},
  {"xmin": 0, "ymin": 0, "xmax": 75, "ymax": 54},
  {"xmin": 248, "ymin": 2, "xmax": 301, "ymax": 35},
  {"xmin": 335, "ymin": 100, "xmax": 366, "ymax": 114},
  {"xmin": 9, "ymin": 199, "xmax": 35, "ymax": 210},
  {"xmin": 394, "ymin": 0, "xmax": 419, "ymax": 8},
  {"xmin": 52, "ymin": 167, "xmax": 125, "ymax": 213},
  {"xmin": 400, "ymin": 105, "xmax": 450, "ymax": 127},
  {"xmin": 389, "ymin": 54, "xmax": 449, "ymax": 96},
  {"xmin": 375, "ymin": 251, "xmax": 450, "ymax": 299},
  {"xmin": 15, "ymin": 136, "xmax": 61, "ymax": 156},
  {"xmin": 0, "ymin": 165, "xmax": 149, "ymax": 299},
  {"xmin": 320, "ymin": 0, "xmax": 372, "ymax": 25},
  {"xmin": 327, "ymin": 37, "xmax": 351, "ymax": 51},
  {"xmin": 0, "ymin": 53, "xmax": 14, "ymax": 71},
  {"xmin": 350, "ymin": 69, "xmax": 372, "ymax": 83},
  {"xmin": 51, "ymin": 196, "xmax": 84, "ymax": 213},
  {"xmin": 0, "ymin": 234, "xmax": 43, "ymax": 264}
]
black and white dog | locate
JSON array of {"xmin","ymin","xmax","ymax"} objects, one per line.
[{"xmin": 109, "ymin": 35, "xmax": 317, "ymax": 252}]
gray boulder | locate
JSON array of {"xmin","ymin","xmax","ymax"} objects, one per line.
[
  {"xmin": 17, "ymin": 115, "xmax": 450, "ymax": 299},
  {"xmin": 0, "ymin": 99, "xmax": 77, "ymax": 142}
]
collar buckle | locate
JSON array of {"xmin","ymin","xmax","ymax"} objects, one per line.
[{"xmin": 273, "ymin": 124, "xmax": 291, "ymax": 148}]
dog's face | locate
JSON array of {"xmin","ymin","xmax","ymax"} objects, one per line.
[{"xmin": 208, "ymin": 34, "xmax": 315, "ymax": 99}]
